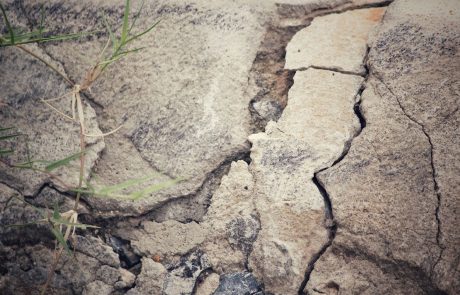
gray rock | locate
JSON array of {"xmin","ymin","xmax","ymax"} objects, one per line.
[
  {"xmin": 83, "ymin": 280, "xmax": 114, "ymax": 295},
  {"xmin": 4, "ymin": 0, "xmax": 457, "ymax": 294},
  {"xmin": 213, "ymin": 272, "xmax": 263, "ymax": 295},
  {"xmin": 305, "ymin": 81, "xmax": 443, "ymax": 294},
  {"xmin": 202, "ymin": 161, "xmax": 257, "ymax": 274}
]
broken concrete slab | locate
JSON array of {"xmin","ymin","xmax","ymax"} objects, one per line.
[
  {"xmin": 285, "ymin": 7, "xmax": 386, "ymax": 74},
  {"xmin": 305, "ymin": 80, "xmax": 442, "ymax": 294},
  {"xmin": 246, "ymin": 68, "xmax": 363, "ymax": 294},
  {"xmin": 202, "ymin": 160, "xmax": 257, "ymax": 274},
  {"xmin": 17, "ymin": 0, "xmax": 273, "ymax": 216},
  {"xmin": 305, "ymin": 2, "xmax": 460, "ymax": 290},
  {"xmin": 200, "ymin": 69, "xmax": 363, "ymax": 294},
  {"xmin": 123, "ymin": 220, "xmax": 206, "ymax": 263},
  {"xmin": 367, "ymin": 0, "xmax": 460, "ymax": 292}
]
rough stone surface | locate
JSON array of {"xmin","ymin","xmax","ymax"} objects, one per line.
[
  {"xmin": 121, "ymin": 220, "xmax": 206, "ymax": 263},
  {"xmin": 163, "ymin": 250, "xmax": 211, "ymax": 295},
  {"xmin": 202, "ymin": 160, "xmax": 258, "ymax": 274},
  {"xmin": 285, "ymin": 7, "xmax": 386, "ymax": 74},
  {"xmin": 305, "ymin": 81, "xmax": 442, "ymax": 294},
  {"xmin": 195, "ymin": 272, "xmax": 220, "ymax": 295},
  {"xmin": 16, "ymin": 0, "xmax": 273, "ymax": 216},
  {"xmin": 0, "ymin": 44, "xmax": 104, "ymax": 196},
  {"xmin": 306, "ymin": 0, "xmax": 460, "ymax": 294},
  {"xmin": 0, "ymin": 185, "xmax": 132, "ymax": 295},
  {"xmin": 248, "ymin": 68, "xmax": 363, "ymax": 294},
  {"xmin": 82, "ymin": 280, "xmax": 113, "ymax": 295},
  {"xmin": 2, "ymin": 0, "xmax": 459, "ymax": 294},
  {"xmin": 213, "ymin": 272, "xmax": 263, "ymax": 295},
  {"xmin": 368, "ymin": 1, "xmax": 460, "ymax": 292},
  {"xmin": 126, "ymin": 257, "xmax": 167, "ymax": 295}
]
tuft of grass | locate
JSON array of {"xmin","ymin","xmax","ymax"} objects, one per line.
[
  {"xmin": 0, "ymin": 1, "xmax": 176, "ymax": 294},
  {"xmin": 0, "ymin": 127, "xmax": 19, "ymax": 156},
  {"xmin": 0, "ymin": 3, "xmax": 94, "ymax": 47}
]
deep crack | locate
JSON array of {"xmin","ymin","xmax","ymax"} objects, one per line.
[{"xmin": 298, "ymin": 53, "xmax": 371, "ymax": 294}]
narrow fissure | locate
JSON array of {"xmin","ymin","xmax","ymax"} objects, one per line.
[
  {"xmin": 374, "ymin": 74, "xmax": 444, "ymax": 274},
  {"xmin": 298, "ymin": 51, "xmax": 371, "ymax": 293}
]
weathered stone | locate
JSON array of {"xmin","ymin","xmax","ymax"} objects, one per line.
[
  {"xmin": 213, "ymin": 272, "xmax": 263, "ymax": 295},
  {"xmin": 307, "ymin": 0, "xmax": 460, "ymax": 293},
  {"xmin": 305, "ymin": 242, "xmax": 430, "ymax": 295},
  {"xmin": 0, "ymin": 43, "xmax": 104, "ymax": 196},
  {"xmin": 0, "ymin": 237, "xmax": 128, "ymax": 295},
  {"xmin": 123, "ymin": 220, "xmax": 206, "ymax": 263},
  {"xmin": 195, "ymin": 272, "xmax": 220, "ymax": 295},
  {"xmin": 82, "ymin": 280, "xmax": 114, "ymax": 295},
  {"xmin": 12, "ymin": 0, "xmax": 278, "ymax": 216},
  {"xmin": 126, "ymin": 257, "xmax": 167, "ymax": 295},
  {"xmin": 305, "ymin": 81, "xmax": 442, "ymax": 293},
  {"xmin": 94, "ymin": 264, "xmax": 135, "ymax": 289},
  {"xmin": 163, "ymin": 250, "xmax": 211, "ymax": 295},
  {"xmin": 285, "ymin": 7, "xmax": 386, "ymax": 74},
  {"xmin": 3, "ymin": 0, "xmax": 458, "ymax": 294},
  {"xmin": 248, "ymin": 68, "xmax": 363, "ymax": 294},
  {"xmin": 202, "ymin": 161, "xmax": 257, "ymax": 273},
  {"xmin": 107, "ymin": 235, "xmax": 141, "ymax": 269},
  {"xmin": 367, "ymin": 1, "xmax": 460, "ymax": 292},
  {"xmin": 0, "ymin": 184, "xmax": 51, "ymax": 247}
]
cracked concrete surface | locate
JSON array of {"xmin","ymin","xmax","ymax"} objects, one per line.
[{"xmin": 1, "ymin": 0, "xmax": 459, "ymax": 294}]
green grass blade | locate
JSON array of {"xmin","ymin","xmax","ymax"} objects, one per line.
[
  {"xmin": 120, "ymin": 0, "xmax": 131, "ymax": 44},
  {"xmin": 39, "ymin": 5, "xmax": 45, "ymax": 36},
  {"xmin": 53, "ymin": 203, "xmax": 61, "ymax": 220},
  {"xmin": 33, "ymin": 31, "xmax": 95, "ymax": 43},
  {"xmin": 0, "ymin": 149, "xmax": 14, "ymax": 155},
  {"xmin": 45, "ymin": 151, "xmax": 84, "ymax": 172},
  {"xmin": 0, "ymin": 133, "xmax": 20, "ymax": 140},
  {"xmin": 129, "ymin": 178, "xmax": 182, "ymax": 200},
  {"xmin": 128, "ymin": 0, "xmax": 145, "ymax": 35},
  {"xmin": 0, "ymin": 31, "xmax": 96, "ymax": 47},
  {"xmin": 0, "ymin": 127, "xmax": 15, "ymax": 132},
  {"xmin": 51, "ymin": 218, "xmax": 99, "ymax": 229},
  {"xmin": 102, "ymin": 13, "xmax": 117, "ymax": 52},
  {"xmin": 121, "ymin": 0, "xmax": 131, "ymax": 43},
  {"xmin": 50, "ymin": 226, "xmax": 71, "ymax": 255},
  {"xmin": 125, "ymin": 19, "xmax": 161, "ymax": 45},
  {"xmin": 97, "ymin": 174, "xmax": 157, "ymax": 195},
  {"xmin": 13, "ymin": 159, "xmax": 48, "ymax": 169},
  {"xmin": 11, "ymin": 29, "xmax": 46, "ymax": 42},
  {"xmin": 0, "ymin": 3, "xmax": 15, "ymax": 44},
  {"xmin": 99, "ymin": 46, "xmax": 145, "ymax": 66}
]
